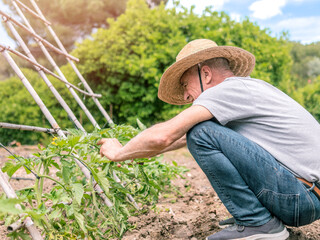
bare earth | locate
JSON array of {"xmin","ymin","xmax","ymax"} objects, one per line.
[{"xmin": 0, "ymin": 146, "xmax": 319, "ymax": 240}]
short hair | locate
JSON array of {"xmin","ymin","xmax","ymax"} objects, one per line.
[
  {"xmin": 199, "ymin": 57, "xmax": 230, "ymax": 71},
  {"xmin": 182, "ymin": 57, "xmax": 231, "ymax": 79}
]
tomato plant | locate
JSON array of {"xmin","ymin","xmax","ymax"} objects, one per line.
[{"xmin": 0, "ymin": 125, "xmax": 187, "ymax": 239}]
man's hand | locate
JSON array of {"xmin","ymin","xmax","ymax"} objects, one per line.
[{"xmin": 97, "ymin": 138, "xmax": 123, "ymax": 162}]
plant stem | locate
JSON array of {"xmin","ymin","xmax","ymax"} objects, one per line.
[
  {"xmin": 38, "ymin": 175, "xmax": 69, "ymax": 192},
  {"xmin": 35, "ymin": 162, "xmax": 43, "ymax": 205}
]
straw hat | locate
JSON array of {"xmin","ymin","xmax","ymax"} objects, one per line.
[{"xmin": 158, "ymin": 39, "xmax": 255, "ymax": 105}]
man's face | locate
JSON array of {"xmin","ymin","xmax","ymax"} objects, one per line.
[{"xmin": 180, "ymin": 67, "xmax": 203, "ymax": 102}]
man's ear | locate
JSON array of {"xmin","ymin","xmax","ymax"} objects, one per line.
[{"xmin": 202, "ymin": 65, "xmax": 213, "ymax": 84}]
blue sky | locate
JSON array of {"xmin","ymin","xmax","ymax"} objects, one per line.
[
  {"xmin": 167, "ymin": 0, "xmax": 320, "ymax": 44},
  {"xmin": 1, "ymin": 0, "xmax": 319, "ymax": 47}
]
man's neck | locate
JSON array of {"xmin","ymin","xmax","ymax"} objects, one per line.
[{"xmin": 212, "ymin": 72, "xmax": 235, "ymax": 87}]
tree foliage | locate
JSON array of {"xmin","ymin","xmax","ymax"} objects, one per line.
[
  {"xmin": 290, "ymin": 41, "xmax": 320, "ymax": 86},
  {"xmin": 292, "ymin": 77, "xmax": 320, "ymax": 122}
]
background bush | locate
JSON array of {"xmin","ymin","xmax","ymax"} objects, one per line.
[{"xmin": 0, "ymin": 0, "xmax": 318, "ymax": 145}]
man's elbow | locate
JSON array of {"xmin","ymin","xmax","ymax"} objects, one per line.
[{"xmin": 151, "ymin": 134, "xmax": 174, "ymax": 149}]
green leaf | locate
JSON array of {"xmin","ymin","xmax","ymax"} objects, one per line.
[
  {"xmin": 48, "ymin": 208, "xmax": 61, "ymax": 220},
  {"xmin": 110, "ymin": 180, "xmax": 131, "ymax": 195},
  {"xmin": 68, "ymin": 135, "xmax": 81, "ymax": 147},
  {"xmin": 62, "ymin": 165, "xmax": 72, "ymax": 183},
  {"xmin": 72, "ymin": 183, "xmax": 84, "ymax": 205},
  {"xmin": 149, "ymin": 179, "xmax": 161, "ymax": 190},
  {"xmin": 134, "ymin": 164, "xmax": 140, "ymax": 178},
  {"xmin": 0, "ymin": 198, "xmax": 23, "ymax": 214},
  {"xmin": 23, "ymin": 165, "xmax": 31, "ymax": 174},
  {"xmin": 2, "ymin": 161, "xmax": 23, "ymax": 177},
  {"xmin": 74, "ymin": 210, "xmax": 87, "ymax": 233},
  {"xmin": 96, "ymin": 172, "xmax": 110, "ymax": 194}
]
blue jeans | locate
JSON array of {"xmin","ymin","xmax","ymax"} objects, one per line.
[{"xmin": 186, "ymin": 120, "xmax": 320, "ymax": 227}]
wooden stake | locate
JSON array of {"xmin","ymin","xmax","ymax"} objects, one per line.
[
  {"xmin": 13, "ymin": 0, "xmax": 51, "ymax": 25},
  {"xmin": 29, "ymin": 0, "xmax": 114, "ymax": 126},
  {"xmin": 0, "ymin": 170, "xmax": 43, "ymax": 240},
  {"xmin": 1, "ymin": 50, "xmax": 64, "ymax": 135},
  {"xmin": 0, "ymin": 10, "xmax": 78, "ymax": 62},
  {"xmin": 0, "ymin": 44, "xmax": 101, "ymax": 99},
  {"xmin": 0, "ymin": 122, "xmax": 68, "ymax": 135}
]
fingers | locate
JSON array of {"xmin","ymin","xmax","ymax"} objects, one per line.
[
  {"xmin": 97, "ymin": 138, "xmax": 107, "ymax": 145},
  {"xmin": 97, "ymin": 138, "xmax": 123, "ymax": 161}
]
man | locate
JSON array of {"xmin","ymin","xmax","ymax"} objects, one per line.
[{"xmin": 98, "ymin": 39, "xmax": 320, "ymax": 240}]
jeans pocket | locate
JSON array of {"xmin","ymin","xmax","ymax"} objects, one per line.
[{"xmin": 257, "ymin": 189, "xmax": 299, "ymax": 226}]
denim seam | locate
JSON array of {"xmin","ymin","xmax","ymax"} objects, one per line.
[
  {"xmin": 296, "ymin": 194, "xmax": 299, "ymax": 227},
  {"xmin": 297, "ymin": 181, "xmax": 316, "ymax": 224},
  {"xmin": 257, "ymin": 188, "xmax": 300, "ymax": 226}
]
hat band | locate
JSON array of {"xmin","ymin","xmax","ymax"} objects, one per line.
[{"xmin": 197, "ymin": 64, "xmax": 204, "ymax": 92}]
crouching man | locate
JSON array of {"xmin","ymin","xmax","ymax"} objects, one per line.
[{"xmin": 98, "ymin": 39, "xmax": 320, "ymax": 240}]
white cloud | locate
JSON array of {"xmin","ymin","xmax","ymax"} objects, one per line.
[
  {"xmin": 166, "ymin": 0, "xmax": 229, "ymax": 14},
  {"xmin": 273, "ymin": 16, "xmax": 320, "ymax": 43},
  {"xmin": 230, "ymin": 12, "xmax": 241, "ymax": 22},
  {"xmin": 249, "ymin": 0, "xmax": 286, "ymax": 20}
]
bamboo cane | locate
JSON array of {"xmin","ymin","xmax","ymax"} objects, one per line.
[
  {"xmin": 13, "ymin": 0, "xmax": 51, "ymax": 25},
  {"xmin": 0, "ymin": 122, "xmax": 68, "ymax": 135},
  {"xmin": 0, "ymin": 42, "xmax": 101, "ymax": 99},
  {"xmin": 8, "ymin": 219, "xmax": 24, "ymax": 232},
  {"xmin": 113, "ymin": 171, "xmax": 140, "ymax": 209},
  {"xmin": 29, "ymin": 0, "xmax": 114, "ymax": 126},
  {"xmin": 1, "ymin": 50, "xmax": 64, "ymax": 135},
  {"xmin": 0, "ymin": 10, "xmax": 78, "ymax": 62},
  {"xmin": 0, "ymin": 170, "xmax": 43, "ymax": 240},
  {"xmin": 8, "ymin": 2, "xmax": 101, "ymax": 129}
]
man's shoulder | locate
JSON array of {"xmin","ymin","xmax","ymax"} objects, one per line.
[{"xmin": 224, "ymin": 76, "xmax": 267, "ymax": 85}]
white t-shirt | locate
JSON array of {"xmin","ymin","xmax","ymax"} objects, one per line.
[{"xmin": 193, "ymin": 77, "xmax": 320, "ymax": 183}]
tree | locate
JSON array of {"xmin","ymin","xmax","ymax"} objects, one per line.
[
  {"xmin": 1, "ymin": 0, "xmax": 168, "ymax": 77},
  {"xmin": 292, "ymin": 77, "xmax": 320, "ymax": 122},
  {"xmin": 307, "ymin": 57, "xmax": 320, "ymax": 79},
  {"xmin": 290, "ymin": 41, "xmax": 320, "ymax": 86}
]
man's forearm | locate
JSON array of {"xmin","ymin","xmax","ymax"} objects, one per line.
[
  {"xmin": 99, "ymin": 105, "xmax": 213, "ymax": 162},
  {"xmin": 112, "ymin": 122, "xmax": 184, "ymax": 161}
]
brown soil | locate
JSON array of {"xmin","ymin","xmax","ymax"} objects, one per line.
[{"xmin": 0, "ymin": 146, "xmax": 319, "ymax": 240}]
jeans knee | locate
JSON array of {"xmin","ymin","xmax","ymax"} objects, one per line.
[{"xmin": 187, "ymin": 120, "xmax": 219, "ymax": 149}]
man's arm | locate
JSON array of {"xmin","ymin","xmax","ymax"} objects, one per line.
[
  {"xmin": 158, "ymin": 134, "xmax": 187, "ymax": 154},
  {"xmin": 98, "ymin": 105, "xmax": 213, "ymax": 161}
]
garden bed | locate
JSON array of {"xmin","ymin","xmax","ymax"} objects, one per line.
[{"xmin": 0, "ymin": 146, "xmax": 319, "ymax": 239}]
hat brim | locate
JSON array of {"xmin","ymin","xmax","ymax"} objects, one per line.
[{"xmin": 158, "ymin": 46, "xmax": 255, "ymax": 105}]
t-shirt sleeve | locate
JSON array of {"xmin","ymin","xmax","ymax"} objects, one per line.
[{"xmin": 192, "ymin": 79, "xmax": 255, "ymax": 125}]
